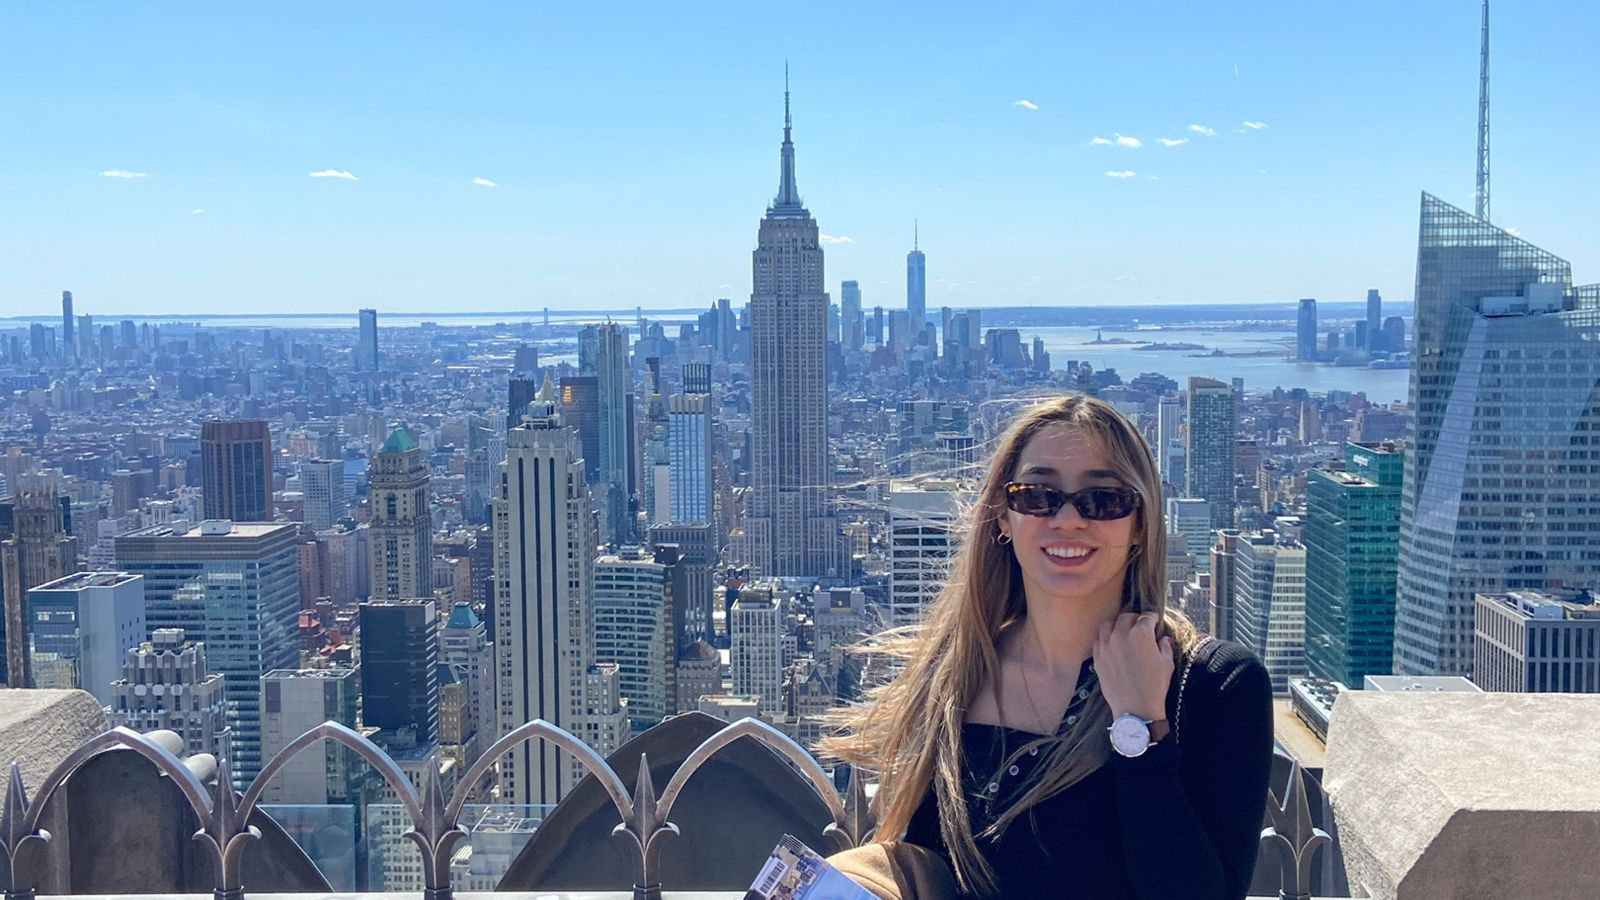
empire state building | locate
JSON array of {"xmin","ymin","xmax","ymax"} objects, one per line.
[{"xmin": 746, "ymin": 80, "xmax": 838, "ymax": 579}]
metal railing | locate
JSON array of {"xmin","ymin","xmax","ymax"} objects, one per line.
[{"xmin": 0, "ymin": 717, "xmax": 1329, "ymax": 900}]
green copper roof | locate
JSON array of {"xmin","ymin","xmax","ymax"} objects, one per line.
[
  {"xmin": 381, "ymin": 427, "xmax": 418, "ymax": 454},
  {"xmin": 446, "ymin": 601, "xmax": 480, "ymax": 630}
]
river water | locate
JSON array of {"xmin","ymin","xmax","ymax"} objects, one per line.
[{"xmin": 1028, "ymin": 325, "xmax": 1410, "ymax": 405}]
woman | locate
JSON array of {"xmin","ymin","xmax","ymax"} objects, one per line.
[{"xmin": 823, "ymin": 395, "xmax": 1273, "ymax": 899}]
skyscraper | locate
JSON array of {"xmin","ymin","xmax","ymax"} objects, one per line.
[
  {"xmin": 648, "ymin": 521, "xmax": 717, "ymax": 649},
  {"xmin": 507, "ymin": 374, "xmax": 538, "ymax": 431},
  {"xmin": 559, "ymin": 375, "xmax": 601, "ymax": 484},
  {"xmin": 114, "ymin": 520, "xmax": 300, "ymax": 787},
  {"xmin": 1394, "ymin": 194, "xmax": 1600, "ymax": 676},
  {"xmin": 369, "ymin": 427, "xmax": 432, "ymax": 602},
  {"xmin": 907, "ymin": 224, "xmax": 926, "ymax": 330},
  {"xmin": 579, "ymin": 663, "xmax": 631, "ymax": 765},
  {"xmin": 61, "ymin": 291, "xmax": 74, "ymax": 361},
  {"xmin": 1305, "ymin": 442, "xmax": 1402, "ymax": 686},
  {"xmin": 357, "ymin": 308, "xmax": 380, "ymax": 372},
  {"xmin": 1165, "ymin": 498, "xmax": 1213, "ymax": 575},
  {"xmin": 201, "ymin": 420, "xmax": 274, "ymax": 522},
  {"xmin": 667, "ymin": 392, "xmax": 714, "ymax": 525},
  {"xmin": 259, "ymin": 667, "xmax": 362, "ymax": 804},
  {"xmin": 25, "ymin": 572, "xmax": 145, "ymax": 703},
  {"xmin": 594, "ymin": 322, "xmax": 634, "ymax": 545},
  {"xmin": 840, "ymin": 280, "xmax": 863, "ymax": 351},
  {"xmin": 1233, "ymin": 531, "xmax": 1306, "ymax": 695},
  {"xmin": 494, "ymin": 381, "xmax": 595, "ymax": 806},
  {"xmin": 592, "ymin": 549, "xmax": 669, "ymax": 731},
  {"xmin": 300, "ymin": 458, "xmax": 345, "ymax": 532},
  {"xmin": 746, "ymin": 77, "xmax": 838, "ymax": 579},
  {"xmin": 1296, "ymin": 298, "xmax": 1319, "ymax": 361},
  {"xmin": 1473, "ymin": 589, "xmax": 1600, "ymax": 692},
  {"xmin": 731, "ymin": 584, "xmax": 783, "ymax": 714},
  {"xmin": 2, "ymin": 477, "xmax": 80, "ymax": 688},
  {"xmin": 1208, "ymin": 529, "xmax": 1240, "ymax": 641},
  {"xmin": 359, "ymin": 599, "xmax": 439, "ymax": 744},
  {"xmin": 1382, "ymin": 316, "xmax": 1406, "ymax": 355},
  {"xmin": 888, "ymin": 480, "xmax": 964, "ymax": 629},
  {"xmin": 1366, "ymin": 289, "xmax": 1384, "ymax": 351},
  {"xmin": 109, "ymin": 628, "xmax": 230, "ymax": 762},
  {"xmin": 440, "ymin": 601, "xmax": 492, "ymax": 766},
  {"xmin": 1185, "ymin": 377, "xmax": 1236, "ymax": 530},
  {"xmin": 1156, "ymin": 393, "xmax": 1182, "ymax": 487}
]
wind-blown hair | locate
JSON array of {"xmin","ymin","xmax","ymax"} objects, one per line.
[{"xmin": 819, "ymin": 394, "xmax": 1202, "ymax": 895}]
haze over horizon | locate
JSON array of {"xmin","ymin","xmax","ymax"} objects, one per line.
[{"xmin": 3, "ymin": 0, "xmax": 1596, "ymax": 317}]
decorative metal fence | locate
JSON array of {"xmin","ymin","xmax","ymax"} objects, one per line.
[{"xmin": 0, "ymin": 716, "xmax": 1330, "ymax": 900}]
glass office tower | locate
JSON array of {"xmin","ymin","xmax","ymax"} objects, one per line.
[
  {"xmin": 1394, "ymin": 193, "xmax": 1600, "ymax": 676},
  {"xmin": 1305, "ymin": 442, "xmax": 1402, "ymax": 686}
]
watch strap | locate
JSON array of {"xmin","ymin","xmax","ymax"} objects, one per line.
[{"xmin": 1148, "ymin": 718, "xmax": 1171, "ymax": 743}]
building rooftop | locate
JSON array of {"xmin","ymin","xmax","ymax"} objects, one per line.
[
  {"xmin": 1480, "ymin": 588, "xmax": 1600, "ymax": 621},
  {"xmin": 1271, "ymin": 698, "xmax": 1328, "ymax": 771},
  {"xmin": 1362, "ymin": 675, "xmax": 1483, "ymax": 692},
  {"xmin": 381, "ymin": 426, "xmax": 419, "ymax": 453},
  {"xmin": 262, "ymin": 667, "xmax": 357, "ymax": 681},
  {"xmin": 29, "ymin": 571, "xmax": 140, "ymax": 591},
  {"xmin": 123, "ymin": 520, "xmax": 296, "ymax": 540},
  {"xmin": 445, "ymin": 601, "xmax": 481, "ymax": 630}
]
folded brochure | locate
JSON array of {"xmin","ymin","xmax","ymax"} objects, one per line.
[{"xmin": 743, "ymin": 834, "xmax": 879, "ymax": 900}]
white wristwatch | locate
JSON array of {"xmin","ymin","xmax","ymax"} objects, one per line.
[{"xmin": 1108, "ymin": 712, "xmax": 1160, "ymax": 758}]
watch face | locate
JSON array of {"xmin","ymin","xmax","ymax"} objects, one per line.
[{"xmin": 1110, "ymin": 715, "xmax": 1150, "ymax": 756}]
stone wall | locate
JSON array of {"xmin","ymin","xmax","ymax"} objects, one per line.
[{"xmin": 1324, "ymin": 691, "xmax": 1600, "ymax": 900}]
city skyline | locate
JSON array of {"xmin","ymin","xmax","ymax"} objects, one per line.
[{"xmin": 3, "ymin": 1, "xmax": 1598, "ymax": 316}]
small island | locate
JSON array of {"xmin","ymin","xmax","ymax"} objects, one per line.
[{"xmin": 1133, "ymin": 341, "xmax": 1208, "ymax": 352}]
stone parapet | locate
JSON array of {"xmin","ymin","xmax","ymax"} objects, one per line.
[
  {"xmin": 1324, "ymin": 691, "xmax": 1600, "ymax": 900},
  {"xmin": 0, "ymin": 688, "xmax": 107, "ymax": 784}
]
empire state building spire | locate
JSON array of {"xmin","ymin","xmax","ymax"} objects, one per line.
[{"xmin": 769, "ymin": 65, "xmax": 806, "ymax": 218}]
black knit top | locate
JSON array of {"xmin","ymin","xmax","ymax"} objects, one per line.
[{"xmin": 903, "ymin": 639, "xmax": 1273, "ymax": 899}]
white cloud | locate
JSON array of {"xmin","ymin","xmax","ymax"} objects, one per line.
[
  {"xmin": 100, "ymin": 169, "xmax": 146, "ymax": 178},
  {"xmin": 819, "ymin": 234, "xmax": 854, "ymax": 244},
  {"xmin": 472, "ymin": 177, "xmax": 497, "ymax": 187},
  {"xmin": 1090, "ymin": 133, "xmax": 1142, "ymax": 148},
  {"xmin": 1186, "ymin": 124, "xmax": 1217, "ymax": 137},
  {"xmin": 1242, "ymin": 121, "xmax": 1268, "ymax": 130},
  {"xmin": 310, "ymin": 169, "xmax": 359, "ymax": 180},
  {"xmin": 1157, "ymin": 137, "xmax": 1189, "ymax": 147},
  {"xmin": 1011, "ymin": 99, "xmax": 1039, "ymax": 110},
  {"xmin": 1105, "ymin": 170, "xmax": 1137, "ymax": 179},
  {"xmin": 1505, "ymin": 226, "xmax": 1522, "ymax": 237},
  {"xmin": 1115, "ymin": 275, "xmax": 1136, "ymax": 282},
  {"xmin": 191, "ymin": 208, "xmax": 204, "ymax": 215}
]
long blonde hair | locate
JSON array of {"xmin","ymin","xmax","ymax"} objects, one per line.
[{"xmin": 820, "ymin": 394, "xmax": 1202, "ymax": 895}]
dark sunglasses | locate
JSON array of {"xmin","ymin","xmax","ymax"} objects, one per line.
[{"xmin": 1003, "ymin": 482, "xmax": 1142, "ymax": 521}]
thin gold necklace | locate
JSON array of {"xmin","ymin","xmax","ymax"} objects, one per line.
[{"xmin": 1014, "ymin": 629, "xmax": 1051, "ymax": 735}]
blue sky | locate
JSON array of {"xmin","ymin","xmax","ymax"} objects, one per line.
[{"xmin": 2, "ymin": 1, "xmax": 1597, "ymax": 316}]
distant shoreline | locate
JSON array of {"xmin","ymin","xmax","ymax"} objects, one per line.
[{"xmin": 0, "ymin": 300, "xmax": 1413, "ymax": 327}]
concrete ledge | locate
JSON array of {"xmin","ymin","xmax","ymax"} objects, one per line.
[
  {"xmin": 0, "ymin": 689, "xmax": 107, "ymax": 785},
  {"xmin": 1324, "ymin": 691, "xmax": 1600, "ymax": 900}
]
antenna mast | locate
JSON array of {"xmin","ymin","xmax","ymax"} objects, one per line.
[{"xmin": 1476, "ymin": 0, "xmax": 1490, "ymax": 221}]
